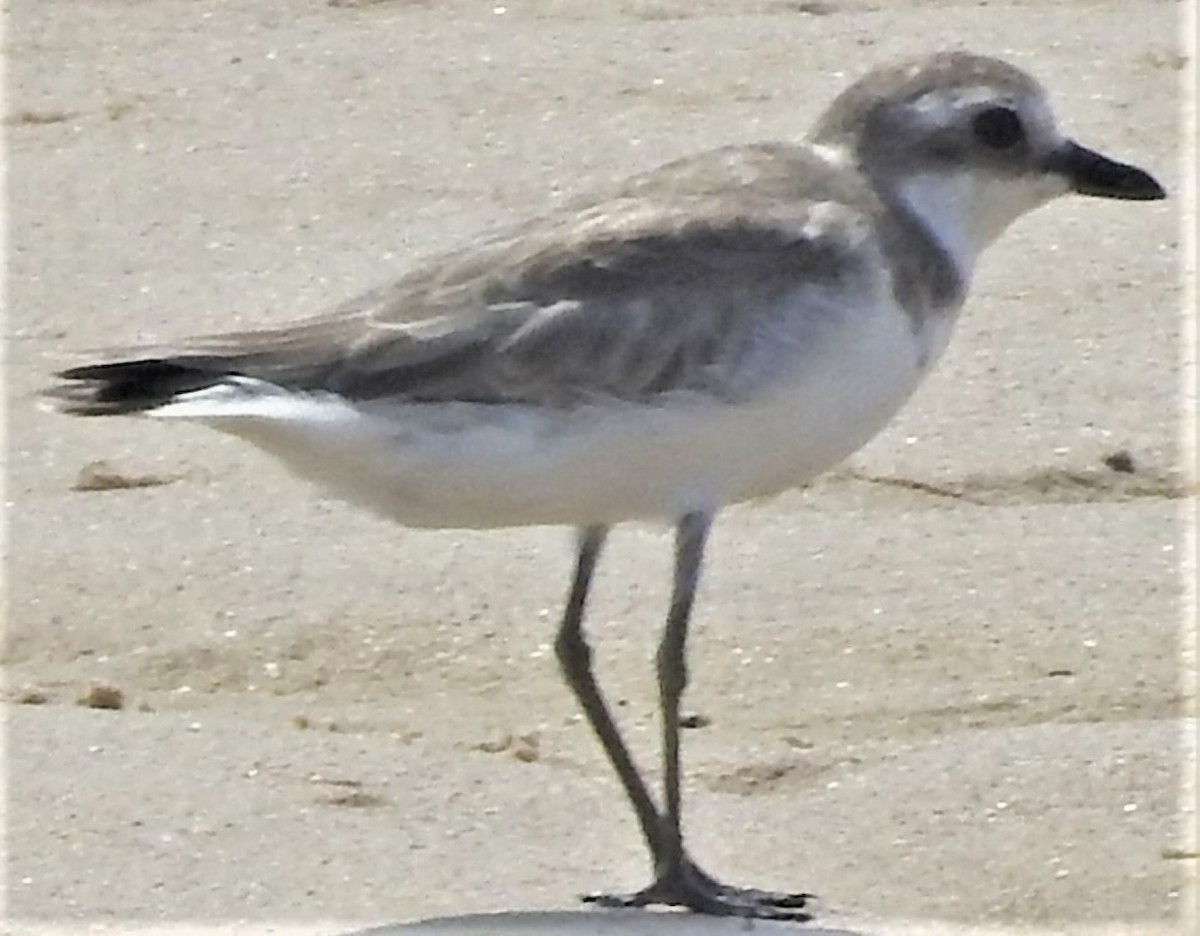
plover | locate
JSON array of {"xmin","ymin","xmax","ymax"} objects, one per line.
[{"xmin": 48, "ymin": 52, "xmax": 1165, "ymax": 919}]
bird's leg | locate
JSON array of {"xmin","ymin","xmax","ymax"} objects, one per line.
[
  {"xmin": 554, "ymin": 526, "xmax": 664, "ymax": 858},
  {"xmin": 586, "ymin": 512, "xmax": 815, "ymax": 920},
  {"xmin": 657, "ymin": 510, "xmax": 710, "ymax": 874}
]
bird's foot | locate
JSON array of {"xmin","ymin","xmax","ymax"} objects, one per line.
[{"xmin": 583, "ymin": 857, "xmax": 815, "ymax": 921}]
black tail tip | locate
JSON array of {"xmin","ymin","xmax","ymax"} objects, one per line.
[{"xmin": 45, "ymin": 358, "xmax": 226, "ymax": 415}]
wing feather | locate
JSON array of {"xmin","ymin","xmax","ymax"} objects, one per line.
[{"xmin": 51, "ymin": 144, "xmax": 887, "ymax": 413}]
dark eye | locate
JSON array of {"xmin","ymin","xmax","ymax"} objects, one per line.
[{"xmin": 972, "ymin": 107, "xmax": 1025, "ymax": 149}]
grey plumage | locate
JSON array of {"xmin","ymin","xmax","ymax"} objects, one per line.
[{"xmin": 49, "ymin": 143, "xmax": 937, "ymax": 415}]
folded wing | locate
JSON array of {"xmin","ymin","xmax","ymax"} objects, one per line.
[{"xmin": 49, "ymin": 147, "xmax": 883, "ymax": 415}]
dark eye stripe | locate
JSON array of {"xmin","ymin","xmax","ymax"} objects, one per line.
[{"xmin": 973, "ymin": 107, "xmax": 1025, "ymax": 149}]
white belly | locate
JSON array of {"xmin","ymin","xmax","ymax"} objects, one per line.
[{"xmin": 156, "ymin": 300, "xmax": 939, "ymax": 529}]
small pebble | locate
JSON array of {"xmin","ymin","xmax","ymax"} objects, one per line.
[
  {"xmin": 1102, "ymin": 450, "xmax": 1136, "ymax": 473},
  {"xmin": 78, "ymin": 684, "xmax": 124, "ymax": 710}
]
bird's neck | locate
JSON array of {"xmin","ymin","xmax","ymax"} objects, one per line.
[
  {"xmin": 874, "ymin": 183, "xmax": 970, "ymax": 323},
  {"xmin": 891, "ymin": 171, "xmax": 1009, "ymax": 284}
]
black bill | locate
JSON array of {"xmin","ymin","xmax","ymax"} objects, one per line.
[{"xmin": 1047, "ymin": 140, "xmax": 1166, "ymax": 201}]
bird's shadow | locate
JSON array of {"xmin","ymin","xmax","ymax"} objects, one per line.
[{"xmin": 344, "ymin": 909, "xmax": 868, "ymax": 936}]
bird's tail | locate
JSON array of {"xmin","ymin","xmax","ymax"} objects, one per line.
[{"xmin": 46, "ymin": 357, "xmax": 245, "ymax": 416}]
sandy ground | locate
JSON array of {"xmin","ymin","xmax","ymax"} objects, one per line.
[{"xmin": 2, "ymin": 0, "xmax": 1195, "ymax": 934}]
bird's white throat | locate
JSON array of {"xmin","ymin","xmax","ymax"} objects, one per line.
[{"xmin": 896, "ymin": 169, "xmax": 1068, "ymax": 283}]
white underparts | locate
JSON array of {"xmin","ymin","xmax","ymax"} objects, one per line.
[{"xmin": 148, "ymin": 295, "xmax": 929, "ymax": 530}]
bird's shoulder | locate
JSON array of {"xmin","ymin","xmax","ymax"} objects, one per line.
[{"xmin": 350, "ymin": 142, "xmax": 887, "ymax": 328}]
